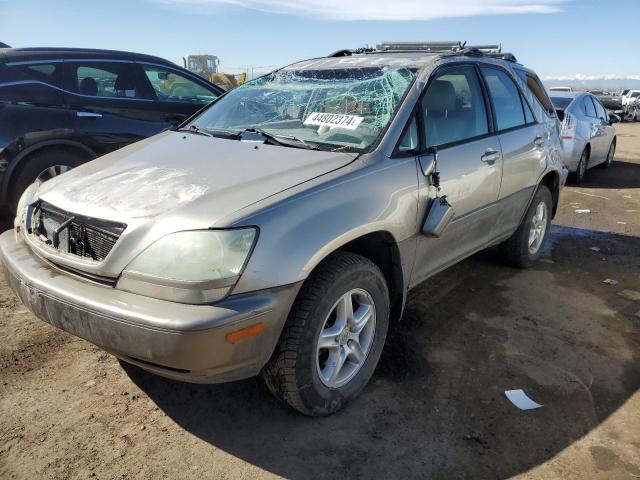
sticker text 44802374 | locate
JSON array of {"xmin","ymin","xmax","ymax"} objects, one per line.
[{"xmin": 303, "ymin": 112, "xmax": 364, "ymax": 131}]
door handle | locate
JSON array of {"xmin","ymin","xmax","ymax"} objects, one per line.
[
  {"xmin": 534, "ymin": 136, "xmax": 545, "ymax": 148},
  {"xmin": 481, "ymin": 150, "xmax": 500, "ymax": 165},
  {"xmin": 77, "ymin": 111, "xmax": 102, "ymax": 118}
]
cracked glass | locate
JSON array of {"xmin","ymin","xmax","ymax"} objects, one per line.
[{"xmin": 191, "ymin": 67, "xmax": 417, "ymax": 152}]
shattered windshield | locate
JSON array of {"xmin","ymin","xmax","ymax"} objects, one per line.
[{"xmin": 190, "ymin": 66, "xmax": 417, "ymax": 152}]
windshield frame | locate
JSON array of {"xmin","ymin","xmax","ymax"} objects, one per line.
[{"xmin": 185, "ymin": 65, "xmax": 420, "ymax": 155}]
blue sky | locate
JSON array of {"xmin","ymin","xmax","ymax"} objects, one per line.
[{"xmin": 2, "ymin": 0, "xmax": 639, "ymax": 79}]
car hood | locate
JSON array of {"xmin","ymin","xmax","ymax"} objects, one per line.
[{"xmin": 37, "ymin": 131, "xmax": 358, "ymax": 226}]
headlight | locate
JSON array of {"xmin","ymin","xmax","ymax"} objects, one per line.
[
  {"xmin": 14, "ymin": 182, "xmax": 39, "ymax": 231},
  {"xmin": 117, "ymin": 228, "xmax": 257, "ymax": 304}
]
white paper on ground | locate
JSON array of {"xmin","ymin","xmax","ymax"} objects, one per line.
[{"xmin": 504, "ymin": 389, "xmax": 543, "ymax": 410}]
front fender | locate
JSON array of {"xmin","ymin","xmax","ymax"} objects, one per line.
[{"xmin": 230, "ymin": 156, "xmax": 420, "ymax": 294}]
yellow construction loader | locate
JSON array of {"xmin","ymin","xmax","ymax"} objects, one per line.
[{"xmin": 183, "ymin": 54, "xmax": 246, "ymax": 90}]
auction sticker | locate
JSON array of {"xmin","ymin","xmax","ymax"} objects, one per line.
[{"xmin": 304, "ymin": 112, "xmax": 364, "ymax": 130}]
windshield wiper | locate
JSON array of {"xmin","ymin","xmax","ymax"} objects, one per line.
[
  {"xmin": 178, "ymin": 125, "xmax": 213, "ymax": 137},
  {"xmin": 241, "ymin": 128, "xmax": 319, "ymax": 150}
]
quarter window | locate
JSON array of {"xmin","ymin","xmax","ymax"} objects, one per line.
[
  {"xmin": 0, "ymin": 62, "xmax": 63, "ymax": 104},
  {"xmin": 481, "ymin": 67, "xmax": 526, "ymax": 131},
  {"xmin": 421, "ymin": 67, "xmax": 489, "ymax": 148},
  {"xmin": 515, "ymin": 69, "xmax": 555, "ymax": 117},
  {"xmin": 593, "ymin": 98, "xmax": 607, "ymax": 120},
  {"xmin": 142, "ymin": 65, "xmax": 218, "ymax": 104},
  {"xmin": 398, "ymin": 115, "xmax": 419, "ymax": 153}
]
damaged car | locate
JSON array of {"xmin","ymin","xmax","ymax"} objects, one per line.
[
  {"xmin": 550, "ymin": 92, "xmax": 617, "ymax": 183},
  {"xmin": 2, "ymin": 42, "xmax": 567, "ymax": 416}
]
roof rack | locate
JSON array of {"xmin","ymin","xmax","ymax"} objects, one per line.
[
  {"xmin": 329, "ymin": 41, "xmax": 518, "ymax": 63},
  {"xmin": 376, "ymin": 41, "xmax": 466, "ymax": 52}
]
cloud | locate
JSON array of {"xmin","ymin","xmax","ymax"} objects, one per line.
[
  {"xmin": 157, "ymin": 0, "xmax": 566, "ymax": 21},
  {"xmin": 543, "ymin": 74, "xmax": 640, "ymax": 81}
]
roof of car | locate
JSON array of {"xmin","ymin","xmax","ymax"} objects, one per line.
[
  {"xmin": 283, "ymin": 49, "xmax": 522, "ymax": 73},
  {"xmin": 284, "ymin": 52, "xmax": 440, "ymax": 71},
  {"xmin": 549, "ymin": 92, "xmax": 584, "ymax": 99},
  {"xmin": 0, "ymin": 47, "xmax": 178, "ymax": 66}
]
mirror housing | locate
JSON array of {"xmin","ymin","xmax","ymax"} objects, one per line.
[
  {"xmin": 609, "ymin": 114, "xmax": 621, "ymax": 125},
  {"xmin": 418, "ymin": 154, "xmax": 436, "ymax": 177}
]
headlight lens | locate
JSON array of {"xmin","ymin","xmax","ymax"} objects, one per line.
[
  {"xmin": 117, "ymin": 229, "xmax": 257, "ymax": 304},
  {"xmin": 14, "ymin": 182, "xmax": 39, "ymax": 231}
]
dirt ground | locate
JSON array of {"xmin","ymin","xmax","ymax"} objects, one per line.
[{"xmin": 1, "ymin": 125, "xmax": 639, "ymax": 480}]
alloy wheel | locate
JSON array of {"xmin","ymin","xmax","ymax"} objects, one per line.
[
  {"xmin": 528, "ymin": 202, "xmax": 548, "ymax": 255},
  {"xmin": 316, "ymin": 288, "xmax": 376, "ymax": 388}
]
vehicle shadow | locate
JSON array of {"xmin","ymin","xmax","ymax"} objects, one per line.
[
  {"xmin": 124, "ymin": 225, "xmax": 640, "ymax": 479},
  {"xmin": 581, "ymin": 160, "xmax": 640, "ymax": 189}
]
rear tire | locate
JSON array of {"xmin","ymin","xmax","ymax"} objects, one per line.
[
  {"xmin": 262, "ymin": 252, "xmax": 390, "ymax": 416},
  {"xmin": 571, "ymin": 148, "xmax": 589, "ymax": 184},
  {"xmin": 600, "ymin": 140, "xmax": 615, "ymax": 168},
  {"xmin": 8, "ymin": 149, "xmax": 85, "ymax": 214},
  {"xmin": 499, "ymin": 185, "xmax": 552, "ymax": 268}
]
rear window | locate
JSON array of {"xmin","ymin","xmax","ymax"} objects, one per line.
[{"xmin": 550, "ymin": 97, "xmax": 573, "ymax": 110}]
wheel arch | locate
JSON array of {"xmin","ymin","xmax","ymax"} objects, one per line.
[
  {"xmin": 538, "ymin": 170, "xmax": 561, "ymax": 218},
  {"xmin": 2, "ymin": 140, "xmax": 97, "ymax": 203},
  {"xmin": 303, "ymin": 230, "xmax": 407, "ymax": 324}
]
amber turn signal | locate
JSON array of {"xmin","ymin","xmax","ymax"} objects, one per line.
[{"xmin": 225, "ymin": 322, "xmax": 265, "ymax": 344}]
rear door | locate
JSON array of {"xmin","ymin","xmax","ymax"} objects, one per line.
[
  {"xmin": 592, "ymin": 97, "xmax": 614, "ymax": 164},
  {"xmin": 479, "ymin": 65, "xmax": 545, "ymax": 240},
  {"xmin": 411, "ymin": 64, "xmax": 503, "ymax": 285},
  {"xmin": 63, "ymin": 60, "xmax": 167, "ymax": 155},
  {"xmin": 0, "ymin": 60, "xmax": 70, "ymax": 149},
  {"xmin": 139, "ymin": 63, "xmax": 220, "ymax": 124},
  {"xmin": 581, "ymin": 95, "xmax": 606, "ymax": 161}
]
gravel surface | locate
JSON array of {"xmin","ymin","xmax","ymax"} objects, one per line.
[{"xmin": 1, "ymin": 124, "xmax": 639, "ymax": 479}]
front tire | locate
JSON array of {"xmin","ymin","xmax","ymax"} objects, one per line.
[
  {"xmin": 9, "ymin": 149, "xmax": 85, "ymax": 214},
  {"xmin": 263, "ymin": 252, "xmax": 390, "ymax": 416},
  {"xmin": 499, "ymin": 185, "xmax": 553, "ymax": 268}
]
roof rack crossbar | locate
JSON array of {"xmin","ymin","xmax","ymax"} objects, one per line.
[{"xmin": 376, "ymin": 41, "xmax": 466, "ymax": 53}]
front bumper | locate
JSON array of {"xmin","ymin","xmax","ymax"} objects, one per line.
[{"xmin": 0, "ymin": 230, "xmax": 301, "ymax": 383}]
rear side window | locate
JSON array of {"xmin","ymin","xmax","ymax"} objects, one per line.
[
  {"xmin": 141, "ymin": 65, "xmax": 218, "ymax": 104},
  {"xmin": 481, "ymin": 67, "xmax": 526, "ymax": 131},
  {"xmin": 64, "ymin": 62, "xmax": 153, "ymax": 100},
  {"xmin": 421, "ymin": 67, "xmax": 489, "ymax": 148},
  {"xmin": 0, "ymin": 62, "xmax": 63, "ymax": 104},
  {"xmin": 583, "ymin": 97, "xmax": 597, "ymax": 117}
]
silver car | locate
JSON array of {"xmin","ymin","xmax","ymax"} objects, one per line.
[
  {"xmin": 2, "ymin": 43, "xmax": 567, "ymax": 415},
  {"xmin": 550, "ymin": 92, "xmax": 617, "ymax": 183}
]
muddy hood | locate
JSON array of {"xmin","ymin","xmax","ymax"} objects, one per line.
[{"xmin": 37, "ymin": 131, "xmax": 357, "ymax": 225}]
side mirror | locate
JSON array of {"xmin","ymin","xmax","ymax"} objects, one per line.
[{"xmin": 609, "ymin": 114, "xmax": 620, "ymax": 125}]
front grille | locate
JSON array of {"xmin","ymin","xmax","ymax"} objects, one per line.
[{"xmin": 31, "ymin": 201, "xmax": 126, "ymax": 262}]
